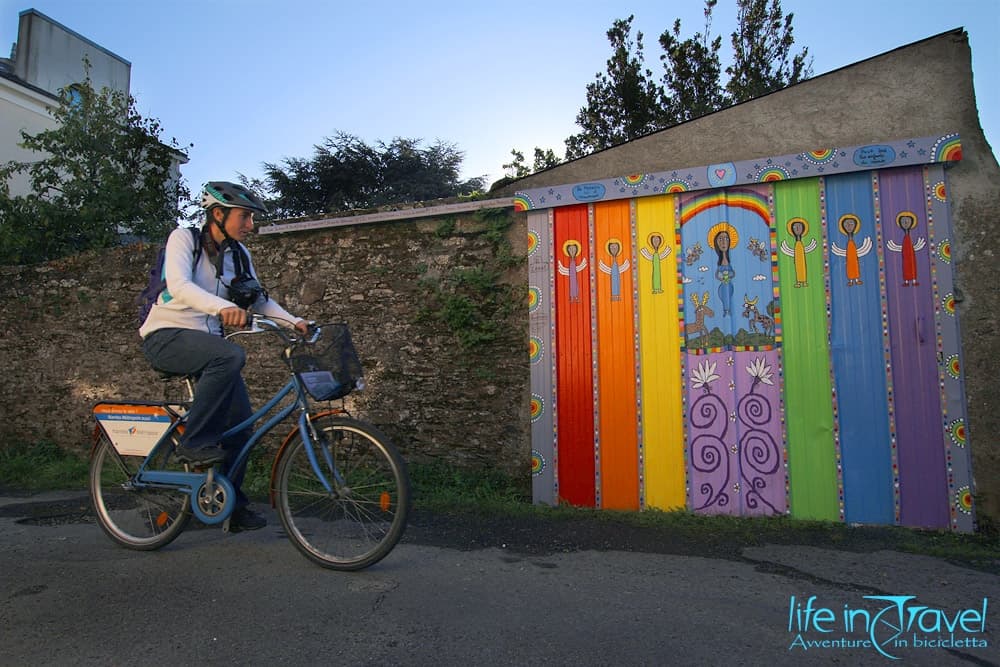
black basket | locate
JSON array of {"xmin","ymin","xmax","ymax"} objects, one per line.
[{"xmin": 290, "ymin": 323, "xmax": 364, "ymax": 401}]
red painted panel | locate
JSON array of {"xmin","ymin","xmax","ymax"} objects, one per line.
[{"xmin": 554, "ymin": 205, "xmax": 596, "ymax": 506}]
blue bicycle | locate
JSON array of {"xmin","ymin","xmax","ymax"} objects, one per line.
[{"xmin": 89, "ymin": 316, "xmax": 410, "ymax": 571}]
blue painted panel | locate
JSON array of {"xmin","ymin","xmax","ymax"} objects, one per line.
[{"xmin": 825, "ymin": 172, "xmax": 895, "ymax": 525}]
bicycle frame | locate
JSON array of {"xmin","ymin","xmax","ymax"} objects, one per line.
[
  {"xmin": 92, "ymin": 316, "xmax": 409, "ymax": 569},
  {"xmin": 105, "ymin": 374, "xmax": 338, "ymax": 516},
  {"xmin": 94, "ymin": 316, "xmax": 359, "ymax": 525}
]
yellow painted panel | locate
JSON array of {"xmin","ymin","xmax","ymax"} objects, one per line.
[{"xmin": 636, "ymin": 195, "xmax": 686, "ymax": 509}]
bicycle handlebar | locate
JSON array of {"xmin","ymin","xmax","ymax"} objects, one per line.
[{"xmin": 225, "ymin": 313, "xmax": 320, "ymax": 345}]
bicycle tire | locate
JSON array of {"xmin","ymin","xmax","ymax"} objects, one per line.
[
  {"xmin": 89, "ymin": 434, "xmax": 191, "ymax": 550},
  {"xmin": 274, "ymin": 416, "xmax": 410, "ymax": 571}
]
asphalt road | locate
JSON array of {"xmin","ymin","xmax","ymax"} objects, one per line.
[{"xmin": 0, "ymin": 492, "xmax": 997, "ymax": 666}]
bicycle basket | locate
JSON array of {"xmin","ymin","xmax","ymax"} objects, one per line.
[{"xmin": 290, "ymin": 323, "xmax": 364, "ymax": 401}]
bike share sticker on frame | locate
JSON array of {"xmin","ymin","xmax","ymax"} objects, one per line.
[{"xmin": 94, "ymin": 404, "xmax": 173, "ymax": 457}]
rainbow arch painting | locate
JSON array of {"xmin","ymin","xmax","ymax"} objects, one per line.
[{"xmin": 525, "ymin": 134, "xmax": 975, "ymax": 531}]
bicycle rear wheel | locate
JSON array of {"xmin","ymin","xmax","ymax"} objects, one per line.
[
  {"xmin": 90, "ymin": 435, "xmax": 191, "ymax": 550},
  {"xmin": 274, "ymin": 416, "xmax": 410, "ymax": 571}
]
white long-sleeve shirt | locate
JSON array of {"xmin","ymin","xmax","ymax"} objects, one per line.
[{"xmin": 139, "ymin": 226, "xmax": 301, "ymax": 338}]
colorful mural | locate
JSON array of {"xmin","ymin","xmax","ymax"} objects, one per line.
[{"xmin": 524, "ymin": 134, "xmax": 975, "ymax": 531}]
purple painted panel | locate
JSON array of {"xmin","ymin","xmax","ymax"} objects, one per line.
[
  {"xmin": 686, "ymin": 352, "xmax": 737, "ymax": 515},
  {"xmin": 686, "ymin": 350, "xmax": 786, "ymax": 516},
  {"xmin": 878, "ymin": 168, "xmax": 949, "ymax": 529},
  {"xmin": 733, "ymin": 350, "xmax": 786, "ymax": 516}
]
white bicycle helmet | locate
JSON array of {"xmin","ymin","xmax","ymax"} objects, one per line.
[{"xmin": 201, "ymin": 181, "xmax": 268, "ymax": 214}]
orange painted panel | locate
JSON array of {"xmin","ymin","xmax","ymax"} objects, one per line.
[
  {"xmin": 594, "ymin": 201, "xmax": 640, "ymax": 509},
  {"xmin": 554, "ymin": 205, "xmax": 596, "ymax": 506}
]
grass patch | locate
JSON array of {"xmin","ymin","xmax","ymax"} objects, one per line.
[
  {"xmin": 0, "ymin": 441, "xmax": 89, "ymax": 491},
  {"xmin": 407, "ymin": 463, "xmax": 999, "ymax": 569},
  {"xmin": 1, "ymin": 442, "xmax": 997, "ymax": 569},
  {"xmin": 409, "ymin": 461, "xmax": 531, "ymax": 512}
]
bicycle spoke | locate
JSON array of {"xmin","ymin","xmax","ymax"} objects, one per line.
[
  {"xmin": 90, "ymin": 436, "xmax": 190, "ymax": 550},
  {"xmin": 275, "ymin": 417, "xmax": 409, "ymax": 570}
]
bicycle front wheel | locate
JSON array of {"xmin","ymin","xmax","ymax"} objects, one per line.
[
  {"xmin": 274, "ymin": 416, "xmax": 410, "ymax": 571},
  {"xmin": 90, "ymin": 434, "xmax": 191, "ymax": 550}
]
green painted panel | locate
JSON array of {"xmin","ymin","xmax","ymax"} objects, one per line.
[{"xmin": 773, "ymin": 179, "xmax": 840, "ymax": 521}]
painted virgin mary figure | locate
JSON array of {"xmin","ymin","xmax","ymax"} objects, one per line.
[{"xmin": 708, "ymin": 222, "xmax": 738, "ymax": 316}]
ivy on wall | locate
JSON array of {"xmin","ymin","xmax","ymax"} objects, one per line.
[{"xmin": 418, "ymin": 208, "xmax": 523, "ymax": 352}]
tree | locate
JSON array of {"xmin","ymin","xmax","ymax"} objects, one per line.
[
  {"xmin": 262, "ymin": 133, "xmax": 486, "ymax": 218},
  {"xmin": 564, "ymin": 15, "xmax": 668, "ymax": 160},
  {"xmin": 660, "ymin": 0, "xmax": 728, "ymax": 123},
  {"xmin": 543, "ymin": 0, "xmax": 812, "ymax": 165},
  {"xmin": 502, "ymin": 148, "xmax": 562, "ymax": 179},
  {"xmin": 725, "ymin": 0, "xmax": 812, "ymax": 103},
  {"xmin": 0, "ymin": 72, "xmax": 189, "ymax": 264}
]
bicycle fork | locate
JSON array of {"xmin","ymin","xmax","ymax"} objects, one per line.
[{"xmin": 298, "ymin": 412, "xmax": 345, "ymax": 496}]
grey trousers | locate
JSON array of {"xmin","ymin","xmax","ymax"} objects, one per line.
[{"xmin": 142, "ymin": 328, "xmax": 253, "ymax": 505}]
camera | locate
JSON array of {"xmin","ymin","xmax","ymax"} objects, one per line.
[{"xmin": 228, "ymin": 274, "xmax": 267, "ymax": 309}]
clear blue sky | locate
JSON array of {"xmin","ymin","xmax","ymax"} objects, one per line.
[{"xmin": 2, "ymin": 0, "xmax": 997, "ymax": 196}]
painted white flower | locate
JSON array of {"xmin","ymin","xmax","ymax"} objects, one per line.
[
  {"xmin": 746, "ymin": 357, "xmax": 775, "ymax": 385},
  {"xmin": 690, "ymin": 360, "xmax": 720, "ymax": 391}
]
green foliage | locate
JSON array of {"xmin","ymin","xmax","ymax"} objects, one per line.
[
  {"xmin": 0, "ymin": 65, "xmax": 190, "ymax": 264},
  {"xmin": 261, "ymin": 132, "xmax": 487, "ymax": 218},
  {"xmin": 419, "ymin": 209, "xmax": 522, "ymax": 351},
  {"xmin": 409, "ymin": 461, "xmax": 530, "ymax": 511},
  {"xmin": 434, "ymin": 217, "xmax": 457, "ymax": 238},
  {"xmin": 726, "ymin": 0, "xmax": 812, "ymax": 103},
  {"xmin": 501, "ymin": 148, "xmax": 563, "ymax": 179},
  {"xmin": 565, "ymin": 15, "xmax": 668, "ymax": 160},
  {"xmin": 550, "ymin": 0, "xmax": 813, "ymax": 164},
  {"xmin": 0, "ymin": 441, "xmax": 996, "ymax": 564},
  {"xmin": 659, "ymin": 0, "xmax": 728, "ymax": 123},
  {"xmin": 0, "ymin": 441, "xmax": 88, "ymax": 490},
  {"xmin": 240, "ymin": 446, "xmax": 274, "ymax": 499}
]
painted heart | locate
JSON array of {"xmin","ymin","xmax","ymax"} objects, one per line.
[{"xmin": 715, "ymin": 169, "xmax": 727, "ymax": 179}]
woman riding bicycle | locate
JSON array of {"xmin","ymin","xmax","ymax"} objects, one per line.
[{"xmin": 139, "ymin": 181, "xmax": 309, "ymax": 531}]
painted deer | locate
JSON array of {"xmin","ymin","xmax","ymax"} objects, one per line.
[
  {"xmin": 742, "ymin": 294, "xmax": 775, "ymax": 336},
  {"xmin": 685, "ymin": 292, "xmax": 714, "ymax": 344}
]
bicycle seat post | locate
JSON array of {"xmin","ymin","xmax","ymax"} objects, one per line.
[{"xmin": 156, "ymin": 370, "xmax": 196, "ymax": 403}]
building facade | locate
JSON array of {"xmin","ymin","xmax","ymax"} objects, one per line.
[{"xmin": 498, "ymin": 28, "xmax": 999, "ymax": 530}]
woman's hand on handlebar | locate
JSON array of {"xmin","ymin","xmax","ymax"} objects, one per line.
[
  {"xmin": 294, "ymin": 319, "xmax": 310, "ymax": 335},
  {"xmin": 219, "ymin": 306, "xmax": 248, "ymax": 328}
]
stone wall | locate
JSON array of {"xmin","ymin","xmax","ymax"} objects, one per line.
[{"xmin": 0, "ymin": 209, "xmax": 531, "ymax": 478}]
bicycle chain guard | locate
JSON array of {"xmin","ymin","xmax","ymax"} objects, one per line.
[{"xmin": 189, "ymin": 470, "xmax": 236, "ymax": 525}]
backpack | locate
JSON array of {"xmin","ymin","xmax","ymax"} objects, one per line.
[{"xmin": 137, "ymin": 227, "xmax": 202, "ymax": 327}]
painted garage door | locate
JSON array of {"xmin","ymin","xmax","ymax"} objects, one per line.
[{"xmin": 524, "ymin": 134, "xmax": 974, "ymax": 531}]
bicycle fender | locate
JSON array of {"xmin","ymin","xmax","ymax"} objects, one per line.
[
  {"xmin": 269, "ymin": 408, "xmax": 347, "ymax": 507},
  {"xmin": 90, "ymin": 423, "xmax": 105, "ymax": 457}
]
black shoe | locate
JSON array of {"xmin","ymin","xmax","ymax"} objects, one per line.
[
  {"xmin": 174, "ymin": 444, "xmax": 227, "ymax": 466},
  {"xmin": 230, "ymin": 506, "xmax": 267, "ymax": 532}
]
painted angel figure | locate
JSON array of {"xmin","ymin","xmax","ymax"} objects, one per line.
[
  {"xmin": 599, "ymin": 238, "xmax": 630, "ymax": 301},
  {"xmin": 830, "ymin": 214, "xmax": 873, "ymax": 286},
  {"xmin": 779, "ymin": 217, "xmax": 818, "ymax": 288},
  {"xmin": 886, "ymin": 211, "xmax": 926, "ymax": 286},
  {"xmin": 639, "ymin": 232, "xmax": 672, "ymax": 294},
  {"xmin": 557, "ymin": 239, "xmax": 588, "ymax": 303}
]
